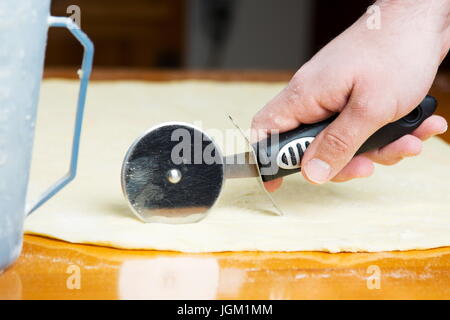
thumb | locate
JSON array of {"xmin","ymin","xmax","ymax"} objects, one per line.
[
  {"xmin": 301, "ymin": 94, "xmax": 394, "ymax": 184},
  {"xmin": 251, "ymin": 73, "xmax": 336, "ymax": 190}
]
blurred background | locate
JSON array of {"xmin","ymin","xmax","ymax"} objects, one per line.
[{"xmin": 48, "ymin": 0, "xmax": 450, "ymax": 71}]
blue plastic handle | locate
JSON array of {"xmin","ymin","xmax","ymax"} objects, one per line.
[{"xmin": 26, "ymin": 16, "xmax": 94, "ymax": 215}]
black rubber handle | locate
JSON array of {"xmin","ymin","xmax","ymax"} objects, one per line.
[{"xmin": 254, "ymin": 95, "xmax": 437, "ymax": 182}]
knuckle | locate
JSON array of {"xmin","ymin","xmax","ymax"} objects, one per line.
[
  {"xmin": 251, "ymin": 109, "xmax": 279, "ymax": 132},
  {"xmin": 349, "ymin": 99, "xmax": 375, "ymax": 118},
  {"xmin": 349, "ymin": 96, "xmax": 397, "ymax": 125},
  {"xmin": 251, "ymin": 111, "xmax": 266, "ymax": 129},
  {"xmin": 321, "ymin": 130, "xmax": 352, "ymax": 156},
  {"xmin": 251, "ymin": 113, "xmax": 270, "ymax": 141},
  {"xmin": 285, "ymin": 79, "xmax": 305, "ymax": 106}
]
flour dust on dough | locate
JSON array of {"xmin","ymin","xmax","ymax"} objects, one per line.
[{"xmin": 24, "ymin": 80, "xmax": 450, "ymax": 253}]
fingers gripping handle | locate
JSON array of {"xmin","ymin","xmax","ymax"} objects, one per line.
[
  {"xmin": 26, "ymin": 17, "xmax": 94, "ymax": 215},
  {"xmin": 254, "ymin": 95, "xmax": 437, "ymax": 182}
]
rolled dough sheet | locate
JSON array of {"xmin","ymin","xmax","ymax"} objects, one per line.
[{"xmin": 25, "ymin": 80, "xmax": 450, "ymax": 253}]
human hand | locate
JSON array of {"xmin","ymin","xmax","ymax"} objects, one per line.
[{"xmin": 252, "ymin": 0, "xmax": 449, "ymax": 191}]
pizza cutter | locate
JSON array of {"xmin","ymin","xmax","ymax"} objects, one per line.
[{"xmin": 121, "ymin": 95, "xmax": 437, "ymax": 224}]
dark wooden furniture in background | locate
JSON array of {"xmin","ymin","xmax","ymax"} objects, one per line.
[
  {"xmin": 46, "ymin": 1, "xmax": 450, "ymax": 70},
  {"xmin": 48, "ymin": 0, "xmax": 185, "ymax": 68}
]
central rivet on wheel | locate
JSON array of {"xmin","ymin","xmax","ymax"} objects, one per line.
[{"xmin": 167, "ymin": 168, "xmax": 182, "ymax": 184}]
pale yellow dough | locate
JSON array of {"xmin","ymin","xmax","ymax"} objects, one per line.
[{"xmin": 24, "ymin": 80, "xmax": 450, "ymax": 252}]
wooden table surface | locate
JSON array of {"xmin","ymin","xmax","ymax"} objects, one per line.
[{"xmin": 1, "ymin": 69, "xmax": 449, "ymax": 300}]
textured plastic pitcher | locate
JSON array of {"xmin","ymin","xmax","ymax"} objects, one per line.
[{"xmin": 0, "ymin": 0, "xmax": 93, "ymax": 271}]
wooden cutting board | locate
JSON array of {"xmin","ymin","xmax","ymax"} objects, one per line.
[
  {"xmin": 0, "ymin": 235, "xmax": 448, "ymax": 299},
  {"xmin": 1, "ymin": 70, "xmax": 449, "ymax": 300}
]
